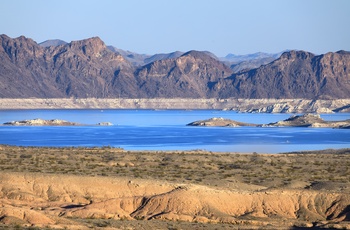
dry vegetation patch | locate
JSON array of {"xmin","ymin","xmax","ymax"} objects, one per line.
[{"xmin": 1, "ymin": 146, "xmax": 349, "ymax": 191}]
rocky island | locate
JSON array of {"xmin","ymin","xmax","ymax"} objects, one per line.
[
  {"xmin": 3, "ymin": 118, "xmax": 81, "ymax": 126},
  {"xmin": 187, "ymin": 117, "xmax": 256, "ymax": 127},
  {"xmin": 2, "ymin": 118, "xmax": 114, "ymax": 126},
  {"xmin": 187, "ymin": 114, "xmax": 350, "ymax": 128},
  {"xmin": 265, "ymin": 113, "xmax": 350, "ymax": 128}
]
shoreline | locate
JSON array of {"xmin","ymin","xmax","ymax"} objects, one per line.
[
  {"xmin": 1, "ymin": 144, "xmax": 349, "ymax": 154},
  {"xmin": 1, "ymin": 145, "xmax": 350, "ymax": 154},
  {"xmin": 1, "ymin": 98, "xmax": 350, "ymax": 113}
]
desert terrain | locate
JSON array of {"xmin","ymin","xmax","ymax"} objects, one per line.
[{"xmin": 0, "ymin": 145, "xmax": 349, "ymax": 229}]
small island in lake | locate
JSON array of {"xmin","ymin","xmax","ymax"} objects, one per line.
[
  {"xmin": 3, "ymin": 118, "xmax": 82, "ymax": 126},
  {"xmin": 187, "ymin": 114, "xmax": 350, "ymax": 129},
  {"xmin": 3, "ymin": 118, "xmax": 115, "ymax": 126},
  {"xmin": 264, "ymin": 113, "xmax": 350, "ymax": 128},
  {"xmin": 187, "ymin": 117, "xmax": 256, "ymax": 127}
]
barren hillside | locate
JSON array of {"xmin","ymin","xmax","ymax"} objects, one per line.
[{"xmin": 0, "ymin": 146, "xmax": 349, "ymax": 229}]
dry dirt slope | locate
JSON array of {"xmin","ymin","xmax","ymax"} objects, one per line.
[
  {"xmin": 0, "ymin": 146, "xmax": 350, "ymax": 229},
  {"xmin": 0, "ymin": 173, "xmax": 350, "ymax": 229}
]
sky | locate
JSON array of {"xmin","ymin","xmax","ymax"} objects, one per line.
[{"xmin": 1, "ymin": 0, "xmax": 349, "ymax": 57}]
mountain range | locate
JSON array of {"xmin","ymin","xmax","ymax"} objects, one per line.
[{"xmin": 1, "ymin": 34, "xmax": 349, "ymax": 99}]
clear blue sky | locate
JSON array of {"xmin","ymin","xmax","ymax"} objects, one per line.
[{"xmin": 1, "ymin": 0, "xmax": 349, "ymax": 56}]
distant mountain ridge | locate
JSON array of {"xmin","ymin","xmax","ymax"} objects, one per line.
[
  {"xmin": 143, "ymin": 51, "xmax": 184, "ymax": 65},
  {"xmin": 222, "ymin": 52, "xmax": 282, "ymax": 62},
  {"xmin": 106, "ymin": 45, "xmax": 150, "ymax": 66},
  {"xmin": 0, "ymin": 34, "xmax": 349, "ymax": 99},
  {"xmin": 39, "ymin": 39, "xmax": 67, "ymax": 47},
  {"xmin": 39, "ymin": 39, "xmax": 282, "ymax": 70},
  {"xmin": 220, "ymin": 51, "xmax": 286, "ymax": 73}
]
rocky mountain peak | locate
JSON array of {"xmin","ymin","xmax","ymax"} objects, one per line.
[
  {"xmin": 336, "ymin": 50, "xmax": 350, "ymax": 55},
  {"xmin": 0, "ymin": 34, "xmax": 43, "ymax": 61},
  {"xmin": 0, "ymin": 34, "xmax": 10, "ymax": 40},
  {"xmin": 171, "ymin": 50, "xmax": 232, "ymax": 78},
  {"xmin": 0, "ymin": 34, "xmax": 38, "ymax": 48},
  {"xmin": 176, "ymin": 50, "xmax": 226, "ymax": 68},
  {"xmin": 181, "ymin": 50, "xmax": 218, "ymax": 61},
  {"xmin": 279, "ymin": 50, "xmax": 315, "ymax": 60},
  {"xmin": 69, "ymin": 36, "xmax": 106, "ymax": 56},
  {"xmin": 182, "ymin": 50, "xmax": 207, "ymax": 57},
  {"xmin": 322, "ymin": 50, "xmax": 350, "ymax": 60},
  {"xmin": 15, "ymin": 35, "xmax": 36, "ymax": 43}
]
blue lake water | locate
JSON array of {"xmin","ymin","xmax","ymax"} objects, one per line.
[{"xmin": 0, "ymin": 110, "xmax": 349, "ymax": 153}]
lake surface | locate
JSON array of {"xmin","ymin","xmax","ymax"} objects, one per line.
[{"xmin": 0, "ymin": 110, "xmax": 349, "ymax": 153}]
